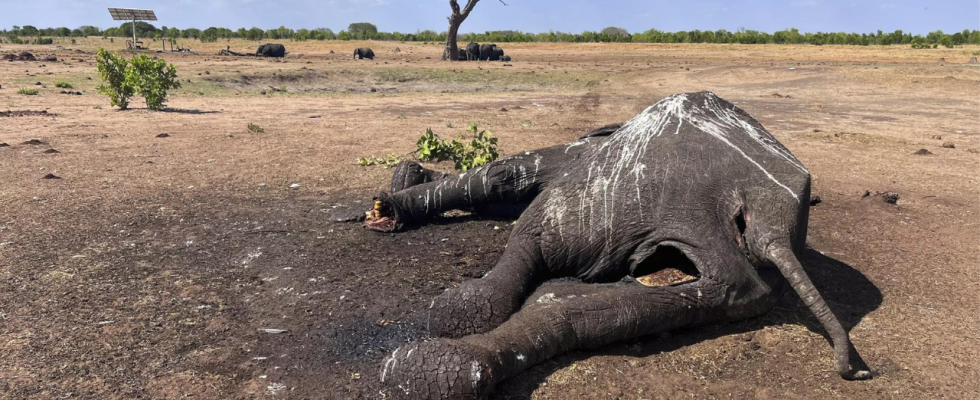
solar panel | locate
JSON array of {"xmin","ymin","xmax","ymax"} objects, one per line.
[{"xmin": 108, "ymin": 8, "xmax": 157, "ymax": 21}]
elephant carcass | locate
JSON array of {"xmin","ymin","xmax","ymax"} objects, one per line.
[
  {"xmin": 362, "ymin": 91, "xmax": 872, "ymax": 399},
  {"xmin": 255, "ymin": 43, "xmax": 286, "ymax": 58},
  {"xmin": 353, "ymin": 47, "xmax": 375, "ymax": 59},
  {"xmin": 466, "ymin": 42, "xmax": 481, "ymax": 61}
]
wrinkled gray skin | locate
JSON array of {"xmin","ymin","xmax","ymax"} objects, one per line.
[
  {"xmin": 478, "ymin": 43, "xmax": 497, "ymax": 61},
  {"xmin": 366, "ymin": 92, "xmax": 871, "ymax": 399},
  {"xmin": 353, "ymin": 47, "xmax": 375, "ymax": 59},
  {"xmin": 466, "ymin": 42, "xmax": 481, "ymax": 61}
]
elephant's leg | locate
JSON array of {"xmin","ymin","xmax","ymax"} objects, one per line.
[
  {"xmin": 427, "ymin": 232, "xmax": 545, "ymax": 339},
  {"xmin": 366, "ymin": 157, "xmax": 545, "ymax": 232},
  {"xmin": 382, "ymin": 280, "xmax": 740, "ymax": 400},
  {"xmin": 389, "ymin": 161, "xmax": 452, "ymax": 193}
]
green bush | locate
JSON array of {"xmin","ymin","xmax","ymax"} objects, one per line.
[
  {"xmin": 415, "ymin": 128, "xmax": 455, "ymax": 162},
  {"xmin": 96, "ymin": 48, "xmax": 134, "ymax": 109},
  {"xmin": 54, "ymin": 81, "xmax": 73, "ymax": 88},
  {"xmin": 455, "ymin": 123, "xmax": 499, "ymax": 171},
  {"xmin": 414, "ymin": 124, "xmax": 499, "ymax": 171},
  {"xmin": 126, "ymin": 54, "xmax": 181, "ymax": 110},
  {"xmin": 96, "ymin": 48, "xmax": 180, "ymax": 110},
  {"xmin": 17, "ymin": 88, "xmax": 39, "ymax": 95},
  {"xmin": 35, "ymin": 37, "xmax": 53, "ymax": 45}
]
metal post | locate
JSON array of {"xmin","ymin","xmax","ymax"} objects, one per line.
[{"xmin": 132, "ymin": 16, "xmax": 137, "ymax": 49}]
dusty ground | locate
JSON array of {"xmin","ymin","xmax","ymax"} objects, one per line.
[{"xmin": 0, "ymin": 38, "xmax": 978, "ymax": 399}]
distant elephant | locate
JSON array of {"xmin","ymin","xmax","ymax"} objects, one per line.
[
  {"xmin": 353, "ymin": 47, "xmax": 375, "ymax": 60},
  {"xmin": 478, "ymin": 43, "xmax": 497, "ymax": 61},
  {"xmin": 501, "ymin": 55, "xmax": 512, "ymax": 62},
  {"xmin": 255, "ymin": 43, "xmax": 286, "ymax": 58},
  {"xmin": 458, "ymin": 48, "xmax": 467, "ymax": 61},
  {"xmin": 490, "ymin": 48, "xmax": 504, "ymax": 61},
  {"xmin": 466, "ymin": 42, "xmax": 481, "ymax": 61}
]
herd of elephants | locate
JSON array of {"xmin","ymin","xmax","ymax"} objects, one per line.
[
  {"xmin": 330, "ymin": 91, "xmax": 872, "ymax": 399},
  {"xmin": 247, "ymin": 42, "xmax": 511, "ymax": 61},
  {"xmin": 352, "ymin": 42, "xmax": 511, "ymax": 61}
]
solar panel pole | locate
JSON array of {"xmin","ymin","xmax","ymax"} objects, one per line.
[{"xmin": 132, "ymin": 15, "xmax": 137, "ymax": 48}]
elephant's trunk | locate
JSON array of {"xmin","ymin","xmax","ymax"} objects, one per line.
[{"xmin": 767, "ymin": 243, "xmax": 871, "ymax": 380}]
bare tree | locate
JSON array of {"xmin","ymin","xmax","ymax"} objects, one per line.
[{"xmin": 442, "ymin": 0, "xmax": 507, "ymax": 61}]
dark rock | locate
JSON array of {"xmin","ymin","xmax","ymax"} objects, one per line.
[
  {"xmin": 42, "ymin": 149, "xmax": 60, "ymax": 154},
  {"xmin": 881, "ymin": 192, "xmax": 899, "ymax": 204},
  {"xmin": 808, "ymin": 195, "xmax": 822, "ymax": 206},
  {"xmin": 156, "ymin": 133, "xmax": 170, "ymax": 138},
  {"xmin": 42, "ymin": 173, "xmax": 61, "ymax": 179},
  {"xmin": 913, "ymin": 149, "xmax": 933, "ymax": 155},
  {"xmin": 21, "ymin": 139, "xmax": 47, "ymax": 145},
  {"xmin": 942, "ymin": 142, "xmax": 955, "ymax": 149}
]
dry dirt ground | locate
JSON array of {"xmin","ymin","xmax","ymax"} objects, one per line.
[{"xmin": 0, "ymin": 38, "xmax": 978, "ymax": 399}]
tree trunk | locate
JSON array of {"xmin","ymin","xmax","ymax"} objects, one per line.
[
  {"xmin": 443, "ymin": 16, "xmax": 462, "ymax": 61},
  {"xmin": 443, "ymin": 0, "xmax": 488, "ymax": 61}
]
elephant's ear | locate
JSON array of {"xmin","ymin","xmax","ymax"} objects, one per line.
[{"xmin": 579, "ymin": 123, "xmax": 624, "ymax": 139}]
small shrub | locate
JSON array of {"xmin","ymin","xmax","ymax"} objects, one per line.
[
  {"xmin": 455, "ymin": 123, "xmax": 499, "ymax": 171},
  {"xmin": 55, "ymin": 81, "xmax": 73, "ymax": 89},
  {"xmin": 414, "ymin": 124, "xmax": 499, "ymax": 171},
  {"xmin": 17, "ymin": 88, "xmax": 39, "ymax": 95},
  {"xmin": 35, "ymin": 37, "xmax": 53, "ymax": 45},
  {"xmin": 247, "ymin": 122, "xmax": 265, "ymax": 133},
  {"xmin": 356, "ymin": 154, "xmax": 406, "ymax": 168},
  {"xmin": 96, "ymin": 48, "xmax": 134, "ymax": 109},
  {"xmin": 126, "ymin": 54, "xmax": 181, "ymax": 110},
  {"xmin": 415, "ymin": 128, "xmax": 455, "ymax": 162}
]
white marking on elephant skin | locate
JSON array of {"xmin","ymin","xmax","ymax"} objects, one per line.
[
  {"xmin": 516, "ymin": 354, "xmax": 526, "ymax": 362},
  {"xmin": 536, "ymin": 293, "xmax": 559, "ymax": 304},
  {"xmin": 579, "ymin": 92, "xmax": 805, "ymax": 245},
  {"xmin": 470, "ymin": 360, "xmax": 482, "ymax": 390},
  {"xmin": 542, "ymin": 187, "xmax": 569, "ymax": 241},
  {"xmin": 565, "ymin": 140, "xmax": 586, "ymax": 153}
]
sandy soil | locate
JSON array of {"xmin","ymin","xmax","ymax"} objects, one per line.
[{"xmin": 0, "ymin": 38, "xmax": 978, "ymax": 399}]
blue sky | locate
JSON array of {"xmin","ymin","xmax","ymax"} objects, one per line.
[{"xmin": 1, "ymin": 0, "xmax": 976, "ymax": 34}]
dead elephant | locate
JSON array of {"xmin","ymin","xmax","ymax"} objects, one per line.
[
  {"xmin": 255, "ymin": 43, "xmax": 286, "ymax": 58},
  {"xmin": 357, "ymin": 92, "xmax": 871, "ymax": 399},
  {"xmin": 353, "ymin": 47, "xmax": 375, "ymax": 60}
]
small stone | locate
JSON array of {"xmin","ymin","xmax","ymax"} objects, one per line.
[
  {"xmin": 809, "ymin": 195, "xmax": 822, "ymax": 206},
  {"xmin": 156, "ymin": 133, "xmax": 170, "ymax": 138},
  {"xmin": 913, "ymin": 148, "xmax": 933, "ymax": 156},
  {"xmin": 42, "ymin": 173, "xmax": 61, "ymax": 179},
  {"xmin": 942, "ymin": 142, "xmax": 955, "ymax": 149},
  {"xmin": 42, "ymin": 148, "xmax": 59, "ymax": 154},
  {"xmin": 289, "ymin": 183, "xmax": 301, "ymax": 189}
]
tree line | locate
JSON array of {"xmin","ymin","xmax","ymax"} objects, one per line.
[{"xmin": 3, "ymin": 23, "xmax": 978, "ymax": 47}]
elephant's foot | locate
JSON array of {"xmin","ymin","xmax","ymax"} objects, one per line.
[
  {"xmin": 391, "ymin": 161, "xmax": 451, "ymax": 193},
  {"xmin": 380, "ymin": 339, "xmax": 498, "ymax": 400},
  {"xmin": 364, "ymin": 193, "xmax": 405, "ymax": 232},
  {"xmin": 428, "ymin": 279, "xmax": 518, "ymax": 338}
]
